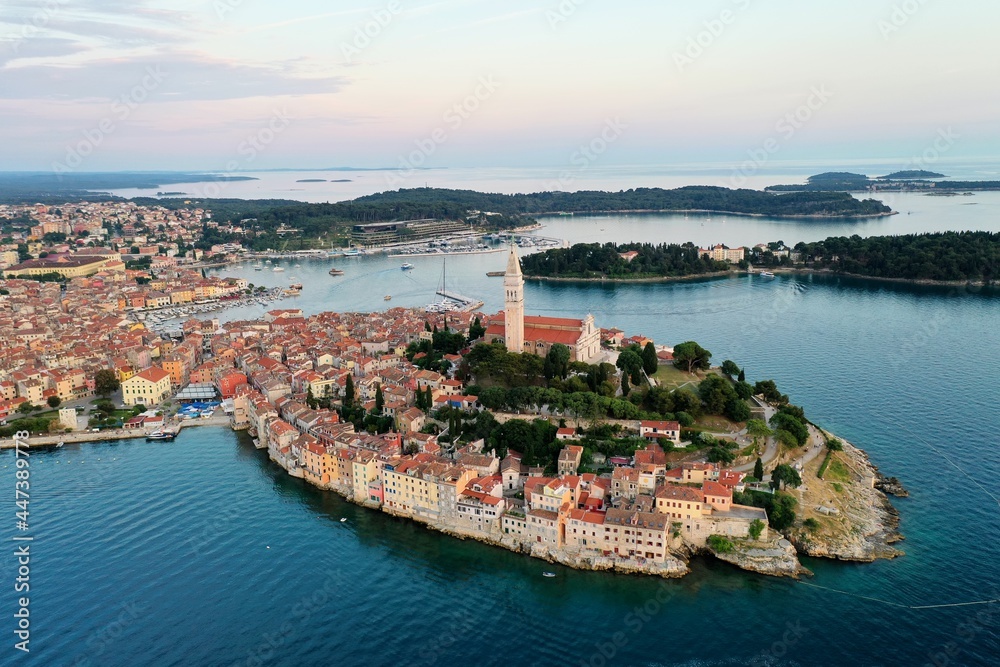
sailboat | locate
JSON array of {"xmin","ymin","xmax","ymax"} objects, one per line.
[{"xmin": 425, "ymin": 254, "xmax": 456, "ymax": 312}]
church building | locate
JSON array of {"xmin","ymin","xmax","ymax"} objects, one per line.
[{"xmin": 484, "ymin": 246, "xmax": 602, "ymax": 363}]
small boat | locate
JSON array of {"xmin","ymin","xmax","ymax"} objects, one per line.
[
  {"xmin": 343, "ymin": 249, "xmax": 361, "ymax": 256},
  {"xmin": 486, "ymin": 271, "xmax": 505, "ymax": 277},
  {"xmin": 273, "ymin": 266, "xmax": 285, "ymax": 272},
  {"xmin": 384, "ymin": 295, "xmax": 392, "ymax": 301},
  {"xmin": 328, "ymin": 268, "xmax": 344, "ymax": 276},
  {"xmin": 759, "ymin": 271, "xmax": 775, "ymax": 278},
  {"xmin": 542, "ymin": 572, "xmax": 556, "ymax": 578},
  {"xmin": 146, "ymin": 429, "xmax": 177, "ymax": 441},
  {"xmin": 289, "ymin": 283, "xmax": 303, "ymax": 290},
  {"xmin": 401, "ymin": 263, "xmax": 414, "ymax": 270},
  {"xmin": 339, "ymin": 518, "xmax": 347, "ymax": 523}
]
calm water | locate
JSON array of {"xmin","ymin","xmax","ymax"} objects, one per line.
[
  {"xmin": 3, "ymin": 172, "xmax": 999, "ymax": 666},
  {"xmin": 103, "ymin": 158, "xmax": 1000, "ymax": 203}
]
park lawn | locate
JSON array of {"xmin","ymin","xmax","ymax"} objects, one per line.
[
  {"xmin": 651, "ymin": 364, "xmax": 702, "ymax": 390},
  {"xmin": 825, "ymin": 456, "xmax": 851, "ymax": 483}
]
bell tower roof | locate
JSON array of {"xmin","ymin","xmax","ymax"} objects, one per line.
[{"xmin": 505, "ymin": 244, "xmax": 522, "ymax": 278}]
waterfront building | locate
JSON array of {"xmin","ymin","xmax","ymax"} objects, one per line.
[{"xmin": 121, "ymin": 366, "xmax": 172, "ymax": 406}]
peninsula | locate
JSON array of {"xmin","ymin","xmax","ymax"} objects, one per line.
[
  {"xmin": 520, "ymin": 232, "xmax": 1000, "ymax": 285},
  {"xmin": 217, "ymin": 249, "xmax": 900, "ymax": 578}
]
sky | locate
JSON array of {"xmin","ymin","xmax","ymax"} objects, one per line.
[{"xmin": 0, "ymin": 0, "xmax": 998, "ymax": 172}]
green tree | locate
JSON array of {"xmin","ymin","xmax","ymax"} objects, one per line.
[
  {"xmin": 46, "ymin": 395, "xmax": 62, "ymax": 408},
  {"xmin": 826, "ymin": 437, "xmax": 844, "ymax": 452},
  {"xmin": 698, "ymin": 375, "xmax": 737, "ymax": 415},
  {"xmin": 746, "ymin": 419, "xmax": 772, "ymax": 447},
  {"xmin": 771, "ymin": 464, "xmax": 802, "ymax": 491},
  {"xmin": 672, "ymin": 341, "xmax": 712, "ymax": 373},
  {"xmin": 748, "ymin": 518, "xmax": 765, "ymax": 541},
  {"xmin": 641, "ymin": 342, "xmax": 659, "ymax": 376},
  {"xmin": 17, "ymin": 402, "xmax": 36, "ymax": 414},
  {"xmin": 726, "ymin": 399, "xmax": 751, "ymax": 422},
  {"xmin": 621, "ymin": 373, "xmax": 630, "ymax": 397},
  {"xmin": 768, "ymin": 492, "xmax": 797, "ymax": 530},
  {"xmin": 720, "ymin": 360, "xmax": 740, "ymax": 378},
  {"xmin": 737, "ymin": 367, "xmax": 746, "ymax": 383},
  {"xmin": 616, "ymin": 349, "xmax": 643, "ymax": 380},
  {"xmin": 306, "ymin": 386, "xmax": 318, "ymax": 410},
  {"xmin": 544, "ymin": 343, "xmax": 571, "ymax": 381},
  {"xmin": 469, "ymin": 316, "xmax": 486, "ymax": 341},
  {"xmin": 374, "ymin": 384, "xmax": 384, "ymax": 414},
  {"xmin": 753, "ymin": 457, "xmax": 764, "ymax": 481},
  {"xmin": 344, "ymin": 374, "xmax": 355, "ymax": 409},
  {"xmin": 94, "ymin": 369, "xmax": 120, "ymax": 397}
]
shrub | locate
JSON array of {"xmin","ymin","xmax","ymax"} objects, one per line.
[
  {"xmin": 748, "ymin": 519, "xmax": 765, "ymax": 541},
  {"xmin": 707, "ymin": 535, "xmax": 735, "ymax": 553}
]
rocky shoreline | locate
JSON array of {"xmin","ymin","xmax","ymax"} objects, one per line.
[{"xmin": 788, "ymin": 442, "xmax": 905, "ymax": 562}]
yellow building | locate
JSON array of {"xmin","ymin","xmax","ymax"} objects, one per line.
[
  {"xmin": 121, "ymin": 366, "xmax": 172, "ymax": 406},
  {"xmin": 3, "ymin": 255, "xmax": 119, "ymax": 279}
]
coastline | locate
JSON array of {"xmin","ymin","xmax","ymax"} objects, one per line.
[
  {"xmin": 257, "ymin": 421, "xmax": 899, "ymax": 579},
  {"xmin": 537, "ymin": 208, "xmax": 896, "ymax": 220},
  {"xmin": 524, "ymin": 271, "xmax": 732, "ymax": 284},
  {"xmin": 525, "ymin": 268, "xmax": 994, "ymax": 289}
]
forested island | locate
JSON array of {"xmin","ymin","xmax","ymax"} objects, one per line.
[
  {"xmin": 767, "ymin": 171, "xmax": 1000, "ymax": 193},
  {"xmin": 781, "ymin": 231, "xmax": 998, "ymax": 283},
  {"xmin": 520, "ymin": 242, "xmax": 730, "ymax": 280},
  {"xmin": 523, "ymin": 232, "xmax": 999, "ymax": 284}
]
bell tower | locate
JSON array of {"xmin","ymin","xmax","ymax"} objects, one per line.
[{"xmin": 503, "ymin": 244, "xmax": 524, "ymax": 354}]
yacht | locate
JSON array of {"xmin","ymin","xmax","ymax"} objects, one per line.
[
  {"xmin": 273, "ymin": 266, "xmax": 285, "ymax": 272},
  {"xmin": 401, "ymin": 263, "xmax": 414, "ymax": 270},
  {"xmin": 146, "ymin": 429, "xmax": 177, "ymax": 442},
  {"xmin": 329, "ymin": 268, "xmax": 344, "ymax": 276},
  {"xmin": 759, "ymin": 270, "xmax": 775, "ymax": 278}
]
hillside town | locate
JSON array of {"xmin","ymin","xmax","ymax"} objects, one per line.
[{"xmin": 0, "ymin": 228, "xmax": 785, "ymax": 576}]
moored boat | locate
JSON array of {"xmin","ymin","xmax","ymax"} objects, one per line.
[{"xmin": 328, "ymin": 268, "xmax": 344, "ymax": 276}]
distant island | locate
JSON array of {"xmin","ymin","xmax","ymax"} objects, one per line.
[
  {"xmin": 878, "ymin": 170, "xmax": 945, "ymax": 179},
  {"xmin": 767, "ymin": 171, "xmax": 1000, "ymax": 193},
  {"xmin": 296, "ymin": 179, "xmax": 327, "ymax": 183},
  {"xmin": 522, "ymin": 232, "xmax": 999, "ymax": 285}
]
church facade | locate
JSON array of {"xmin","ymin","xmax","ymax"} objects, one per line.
[{"xmin": 484, "ymin": 246, "xmax": 602, "ymax": 363}]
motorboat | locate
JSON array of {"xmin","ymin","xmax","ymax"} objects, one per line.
[
  {"xmin": 759, "ymin": 271, "xmax": 775, "ymax": 278},
  {"xmin": 329, "ymin": 268, "xmax": 344, "ymax": 276},
  {"xmin": 401, "ymin": 263, "xmax": 414, "ymax": 270}
]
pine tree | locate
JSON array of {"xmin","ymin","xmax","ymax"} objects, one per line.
[{"xmin": 344, "ymin": 374, "xmax": 355, "ymax": 408}]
